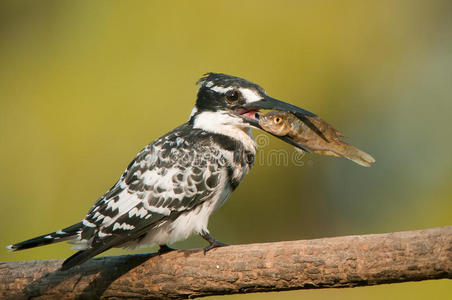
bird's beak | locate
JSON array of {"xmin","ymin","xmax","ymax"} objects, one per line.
[
  {"xmin": 241, "ymin": 95, "xmax": 328, "ymax": 143},
  {"xmin": 244, "ymin": 95, "xmax": 317, "ymax": 118}
]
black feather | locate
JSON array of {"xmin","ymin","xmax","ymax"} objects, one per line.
[
  {"xmin": 8, "ymin": 222, "xmax": 82, "ymax": 251},
  {"xmin": 61, "ymin": 243, "xmax": 112, "ymax": 271}
]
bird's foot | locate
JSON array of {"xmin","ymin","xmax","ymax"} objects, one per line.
[
  {"xmin": 203, "ymin": 240, "xmax": 228, "ymax": 254},
  {"xmin": 200, "ymin": 230, "xmax": 228, "ymax": 254},
  {"xmin": 158, "ymin": 244, "xmax": 176, "ymax": 255}
]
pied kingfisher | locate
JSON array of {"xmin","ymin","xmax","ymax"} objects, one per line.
[{"xmin": 8, "ymin": 73, "xmax": 317, "ymax": 270}]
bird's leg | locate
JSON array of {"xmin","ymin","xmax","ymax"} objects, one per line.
[
  {"xmin": 200, "ymin": 230, "xmax": 228, "ymax": 254},
  {"xmin": 158, "ymin": 244, "xmax": 176, "ymax": 255}
]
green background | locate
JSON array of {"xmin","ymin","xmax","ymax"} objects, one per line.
[{"xmin": 1, "ymin": 1, "xmax": 451, "ymax": 299}]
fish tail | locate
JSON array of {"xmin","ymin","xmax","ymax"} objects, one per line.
[{"xmin": 335, "ymin": 143, "xmax": 376, "ymax": 167}]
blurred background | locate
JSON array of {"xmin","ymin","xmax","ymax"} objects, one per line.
[{"xmin": 1, "ymin": 0, "xmax": 451, "ymax": 299}]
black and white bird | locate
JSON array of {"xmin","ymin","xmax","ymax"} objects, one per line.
[{"xmin": 8, "ymin": 73, "xmax": 316, "ymax": 270}]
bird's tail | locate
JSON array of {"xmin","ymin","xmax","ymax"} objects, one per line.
[
  {"xmin": 7, "ymin": 222, "xmax": 83, "ymax": 251},
  {"xmin": 335, "ymin": 142, "xmax": 376, "ymax": 167},
  {"xmin": 61, "ymin": 243, "xmax": 112, "ymax": 271}
]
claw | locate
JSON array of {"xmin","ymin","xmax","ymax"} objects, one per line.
[
  {"xmin": 203, "ymin": 240, "xmax": 228, "ymax": 254},
  {"xmin": 200, "ymin": 230, "xmax": 228, "ymax": 254}
]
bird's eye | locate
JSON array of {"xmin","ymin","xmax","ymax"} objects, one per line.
[
  {"xmin": 225, "ymin": 90, "xmax": 239, "ymax": 103},
  {"xmin": 274, "ymin": 116, "xmax": 282, "ymax": 124}
]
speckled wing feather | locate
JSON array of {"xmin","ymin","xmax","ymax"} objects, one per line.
[{"xmin": 62, "ymin": 124, "xmax": 227, "ymax": 269}]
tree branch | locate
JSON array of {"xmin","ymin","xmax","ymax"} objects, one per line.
[{"xmin": 1, "ymin": 226, "xmax": 451, "ymax": 299}]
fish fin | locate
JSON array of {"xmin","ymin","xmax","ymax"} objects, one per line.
[
  {"xmin": 340, "ymin": 144, "xmax": 376, "ymax": 167},
  {"xmin": 335, "ymin": 129, "xmax": 346, "ymax": 138},
  {"xmin": 295, "ymin": 114, "xmax": 329, "ymax": 142},
  {"xmin": 294, "ymin": 147, "xmax": 305, "ymax": 154},
  {"xmin": 314, "ymin": 150, "xmax": 340, "ymax": 157}
]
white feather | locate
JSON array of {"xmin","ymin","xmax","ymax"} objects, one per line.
[
  {"xmin": 113, "ymin": 222, "xmax": 135, "ymax": 231},
  {"xmin": 128, "ymin": 206, "xmax": 149, "ymax": 218},
  {"xmin": 82, "ymin": 219, "xmax": 96, "ymax": 228},
  {"xmin": 102, "ymin": 191, "xmax": 142, "ymax": 226},
  {"xmin": 130, "ymin": 178, "xmax": 232, "ymax": 248},
  {"xmin": 189, "ymin": 107, "xmax": 198, "ymax": 120},
  {"xmin": 193, "ymin": 111, "xmax": 256, "ymax": 153},
  {"xmin": 239, "ymin": 87, "xmax": 262, "ymax": 103},
  {"xmin": 210, "ymin": 86, "xmax": 233, "ymax": 93}
]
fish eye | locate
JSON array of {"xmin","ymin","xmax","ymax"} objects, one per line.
[
  {"xmin": 225, "ymin": 90, "xmax": 240, "ymax": 103},
  {"xmin": 274, "ymin": 116, "xmax": 282, "ymax": 124}
]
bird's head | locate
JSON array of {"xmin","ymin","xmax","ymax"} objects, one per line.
[
  {"xmin": 191, "ymin": 73, "xmax": 316, "ymax": 124},
  {"xmin": 193, "ymin": 72, "xmax": 266, "ymax": 118},
  {"xmin": 190, "ymin": 73, "xmax": 318, "ymax": 151}
]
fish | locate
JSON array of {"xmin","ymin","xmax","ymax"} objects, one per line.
[{"xmin": 258, "ymin": 111, "xmax": 376, "ymax": 167}]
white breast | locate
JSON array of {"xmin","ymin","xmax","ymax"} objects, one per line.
[{"xmin": 127, "ymin": 175, "xmax": 232, "ymax": 249}]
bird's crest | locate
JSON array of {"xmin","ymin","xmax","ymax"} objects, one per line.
[{"xmin": 196, "ymin": 73, "xmax": 264, "ymax": 92}]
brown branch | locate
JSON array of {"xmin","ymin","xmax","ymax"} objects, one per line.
[{"xmin": 1, "ymin": 226, "xmax": 451, "ymax": 299}]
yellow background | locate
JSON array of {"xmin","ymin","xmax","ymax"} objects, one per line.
[{"xmin": 1, "ymin": 1, "xmax": 451, "ymax": 299}]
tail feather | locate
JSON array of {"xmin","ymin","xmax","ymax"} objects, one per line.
[
  {"xmin": 61, "ymin": 243, "xmax": 113, "ymax": 271},
  {"xmin": 7, "ymin": 222, "xmax": 83, "ymax": 251},
  {"xmin": 62, "ymin": 235, "xmax": 127, "ymax": 270},
  {"xmin": 339, "ymin": 143, "xmax": 376, "ymax": 167}
]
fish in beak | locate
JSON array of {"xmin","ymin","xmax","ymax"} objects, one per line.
[{"xmin": 240, "ymin": 95, "xmax": 327, "ymax": 151}]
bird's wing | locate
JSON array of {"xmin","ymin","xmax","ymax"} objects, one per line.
[
  {"xmin": 76, "ymin": 126, "xmax": 225, "ymax": 251},
  {"xmin": 63, "ymin": 127, "xmax": 227, "ymax": 270}
]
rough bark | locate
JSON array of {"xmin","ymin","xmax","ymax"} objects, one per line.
[{"xmin": 1, "ymin": 226, "xmax": 451, "ymax": 299}]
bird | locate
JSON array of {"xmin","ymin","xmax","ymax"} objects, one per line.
[{"xmin": 7, "ymin": 73, "xmax": 316, "ymax": 270}]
